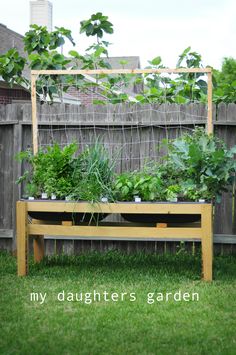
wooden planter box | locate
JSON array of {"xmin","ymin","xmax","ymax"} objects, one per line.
[{"xmin": 16, "ymin": 200, "xmax": 213, "ymax": 280}]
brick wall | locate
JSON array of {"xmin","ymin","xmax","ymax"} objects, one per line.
[
  {"xmin": 67, "ymin": 86, "xmax": 107, "ymax": 105},
  {"xmin": 0, "ymin": 88, "xmax": 30, "ymax": 104}
]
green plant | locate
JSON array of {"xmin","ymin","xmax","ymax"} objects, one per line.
[
  {"xmin": 113, "ymin": 170, "xmax": 165, "ymax": 202},
  {"xmin": 114, "ymin": 127, "xmax": 236, "ymax": 204},
  {"xmin": 135, "ymin": 47, "xmax": 207, "ymax": 105},
  {"xmin": 165, "ymin": 127, "xmax": 236, "ymax": 202},
  {"xmin": 1, "ymin": 9, "xmax": 236, "ymax": 106},
  {"xmin": 16, "ymin": 141, "xmax": 116, "ymax": 202},
  {"xmin": 213, "ymin": 57, "xmax": 236, "ymax": 104},
  {"xmin": 80, "ymin": 12, "xmax": 113, "ymax": 39},
  {"xmin": 71, "ymin": 142, "xmax": 115, "ymax": 202},
  {"xmin": 0, "ymin": 48, "xmax": 27, "ymax": 87},
  {"xmin": 24, "ymin": 25, "xmax": 75, "ymax": 54},
  {"xmin": 69, "ymin": 12, "xmax": 113, "ymax": 73},
  {"xmin": 16, "ymin": 142, "xmax": 78, "ymax": 198},
  {"xmin": 25, "ymin": 182, "xmax": 39, "ymax": 197},
  {"xmin": 24, "ymin": 25, "xmax": 76, "ymax": 101},
  {"xmin": 133, "ymin": 173, "xmax": 164, "ymax": 201},
  {"xmin": 113, "ymin": 172, "xmax": 136, "ymax": 201},
  {"xmin": 179, "ymin": 180, "xmax": 211, "ymax": 201},
  {"xmin": 165, "ymin": 184, "xmax": 182, "ymax": 201}
]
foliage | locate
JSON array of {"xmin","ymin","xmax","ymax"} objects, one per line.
[
  {"xmin": 1, "ymin": 25, "xmax": 76, "ymax": 101},
  {"xmin": 135, "ymin": 47, "xmax": 207, "ymax": 104},
  {"xmin": 24, "ymin": 24, "xmax": 75, "ymax": 54},
  {"xmin": 113, "ymin": 172, "xmax": 136, "ymax": 201},
  {"xmin": 165, "ymin": 127, "xmax": 236, "ymax": 202},
  {"xmin": 80, "ymin": 12, "xmax": 113, "ymax": 39},
  {"xmin": 69, "ymin": 48, "xmax": 111, "ymax": 71},
  {"xmin": 28, "ymin": 52, "xmax": 71, "ymax": 71},
  {"xmin": 112, "ymin": 127, "xmax": 236, "ymax": 203},
  {"xmin": 71, "ymin": 142, "xmax": 115, "ymax": 202},
  {"xmin": 213, "ymin": 57, "xmax": 236, "ymax": 104},
  {"xmin": 165, "ymin": 184, "xmax": 182, "ymax": 201},
  {"xmin": 176, "ymin": 46, "xmax": 202, "ymax": 68},
  {"xmin": 112, "ymin": 170, "xmax": 180, "ymax": 202},
  {"xmin": 16, "ymin": 141, "xmax": 115, "ymax": 202},
  {"xmin": 0, "ymin": 11, "xmax": 235, "ymax": 105},
  {"xmin": 68, "ymin": 12, "xmax": 113, "ymax": 74},
  {"xmin": 16, "ymin": 127, "xmax": 236, "ymax": 203},
  {"xmin": 24, "ymin": 25, "xmax": 76, "ymax": 100},
  {"xmin": 113, "ymin": 170, "xmax": 165, "ymax": 201},
  {"xmin": 16, "ymin": 143, "xmax": 78, "ymax": 198},
  {"xmin": 0, "ymin": 48, "xmax": 27, "ymax": 86},
  {"xmin": 29, "ymin": 51, "xmax": 72, "ymax": 101}
]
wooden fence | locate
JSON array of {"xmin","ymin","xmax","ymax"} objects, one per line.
[{"xmin": 0, "ymin": 102, "xmax": 236, "ymax": 255}]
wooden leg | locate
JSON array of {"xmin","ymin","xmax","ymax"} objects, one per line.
[
  {"xmin": 33, "ymin": 236, "xmax": 45, "ymax": 263},
  {"xmin": 32, "ymin": 219, "xmax": 45, "ymax": 263},
  {"xmin": 201, "ymin": 205, "xmax": 213, "ymax": 281},
  {"xmin": 16, "ymin": 201, "xmax": 28, "ymax": 276}
]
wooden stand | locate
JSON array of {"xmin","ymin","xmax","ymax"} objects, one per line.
[{"xmin": 16, "ymin": 201, "xmax": 213, "ymax": 280}]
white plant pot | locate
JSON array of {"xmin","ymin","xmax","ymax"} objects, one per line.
[
  {"xmin": 134, "ymin": 196, "xmax": 141, "ymax": 203},
  {"xmin": 28, "ymin": 196, "xmax": 34, "ymax": 200},
  {"xmin": 198, "ymin": 199, "xmax": 205, "ymax": 203},
  {"xmin": 65, "ymin": 196, "xmax": 71, "ymax": 201},
  {"xmin": 169, "ymin": 197, "xmax": 178, "ymax": 202},
  {"xmin": 51, "ymin": 194, "xmax": 57, "ymax": 200},
  {"xmin": 41, "ymin": 192, "xmax": 48, "ymax": 199},
  {"xmin": 101, "ymin": 197, "xmax": 108, "ymax": 203}
]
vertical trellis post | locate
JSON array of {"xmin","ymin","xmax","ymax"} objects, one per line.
[
  {"xmin": 207, "ymin": 70, "xmax": 213, "ymax": 134},
  {"xmin": 31, "ymin": 73, "xmax": 38, "ymax": 154}
]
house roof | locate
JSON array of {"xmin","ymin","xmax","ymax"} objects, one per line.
[{"xmin": 0, "ymin": 23, "xmax": 24, "ymax": 53}]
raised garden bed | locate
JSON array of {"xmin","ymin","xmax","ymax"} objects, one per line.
[{"xmin": 17, "ymin": 200, "xmax": 213, "ymax": 281}]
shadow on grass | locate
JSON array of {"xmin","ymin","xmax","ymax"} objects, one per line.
[{"xmin": 1, "ymin": 250, "xmax": 236, "ymax": 281}]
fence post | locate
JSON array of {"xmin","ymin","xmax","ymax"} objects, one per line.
[{"xmin": 12, "ymin": 105, "xmax": 23, "ymax": 253}]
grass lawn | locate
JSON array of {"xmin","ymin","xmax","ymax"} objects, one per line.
[{"xmin": 0, "ymin": 251, "xmax": 236, "ymax": 355}]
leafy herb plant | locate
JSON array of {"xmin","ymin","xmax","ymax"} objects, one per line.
[
  {"xmin": 16, "ymin": 142, "xmax": 78, "ymax": 198},
  {"xmin": 165, "ymin": 127, "xmax": 236, "ymax": 202}
]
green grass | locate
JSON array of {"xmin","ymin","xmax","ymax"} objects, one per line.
[{"xmin": 0, "ymin": 251, "xmax": 236, "ymax": 355}]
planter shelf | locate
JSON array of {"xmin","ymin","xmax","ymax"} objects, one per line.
[{"xmin": 16, "ymin": 200, "xmax": 213, "ymax": 281}]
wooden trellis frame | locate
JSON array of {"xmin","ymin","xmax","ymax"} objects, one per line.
[
  {"xmin": 30, "ymin": 68, "xmax": 213, "ymax": 154},
  {"xmin": 17, "ymin": 201, "xmax": 213, "ymax": 280},
  {"xmin": 16, "ymin": 68, "xmax": 214, "ymax": 280}
]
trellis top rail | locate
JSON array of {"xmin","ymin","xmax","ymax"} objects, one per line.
[{"xmin": 31, "ymin": 68, "xmax": 212, "ymax": 75}]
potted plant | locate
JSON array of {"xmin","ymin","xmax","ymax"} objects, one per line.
[
  {"xmin": 165, "ymin": 127, "xmax": 236, "ymax": 203},
  {"xmin": 114, "ymin": 127, "xmax": 236, "ymax": 224},
  {"xmin": 16, "ymin": 142, "xmax": 79, "ymax": 221},
  {"xmin": 69, "ymin": 142, "xmax": 115, "ymax": 223},
  {"xmin": 165, "ymin": 184, "xmax": 181, "ymax": 202}
]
